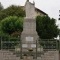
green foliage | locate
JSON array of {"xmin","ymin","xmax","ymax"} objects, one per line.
[
  {"xmin": 4, "ymin": 5, "xmax": 25, "ymax": 17},
  {"xmin": 3, "ymin": 36, "xmax": 20, "ymax": 49},
  {"xmin": 38, "ymin": 39, "xmax": 59, "ymax": 50},
  {"xmin": 0, "ymin": 36, "xmax": 20, "ymax": 49},
  {"xmin": 36, "ymin": 15, "xmax": 59, "ymax": 39},
  {"xmin": 0, "ymin": 11, "xmax": 7, "ymax": 21},
  {"xmin": 1, "ymin": 16, "xmax": 23, "ymax": 35},
  {"xmin": 0, "ymin": 5, "xmax": 25, "ymax": 20}
]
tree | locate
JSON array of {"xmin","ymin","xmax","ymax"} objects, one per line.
[
  {"xmin": 1, "ymin": 16, "xmax": 23, "ymax": 35},
  {"xmin": 4, "ymin": 5, "xmax": 25, "ymax": 17},
  {"xmin": 36, "ymin": 15, "xmax": 59, "ymax": 39},
  {"xmin": 0, "ymin": 5, "xmax": 25, "ymax": 20}
]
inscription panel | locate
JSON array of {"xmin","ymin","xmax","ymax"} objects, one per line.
[
  {"xmin": 26, "ymin": 36, "xmax": 33, "ymax": 41},
  {"xmin": 22, "ymin": 44, "xmax": 28, "ymax": 48},
  {"xmin": 31, "ymin": 44, "xmax": 36, "ymax": 48}
]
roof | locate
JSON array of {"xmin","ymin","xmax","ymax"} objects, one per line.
[
  {"xmin": 25, "ymin": 1, "xmax": 47, "ymax": 15},
  {"xmin": 35, "ymin": 8, "xmax": 47, "ymax": 15},
  {"xmin": 20, "ymin": 6, "xmax": 47, "ymax": 15}
]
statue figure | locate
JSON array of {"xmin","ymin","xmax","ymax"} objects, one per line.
[{"xmin": 25, "ymin": 0, "xmax": 35, "ymax": 18}]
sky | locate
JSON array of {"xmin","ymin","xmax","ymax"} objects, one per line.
[{"xmin": 0, "ymin": 0, "xmax": 60, "ymax": 26}]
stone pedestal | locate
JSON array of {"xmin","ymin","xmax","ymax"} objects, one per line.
[
  {"xmin": 21, "ymin": 18, "xmax": 39, "ymax": 52},
  {"xmin": 21, "ymin": 0, "xmax": 40, "ymax": 59}
]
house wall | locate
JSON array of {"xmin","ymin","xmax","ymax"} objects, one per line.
[
  {"xmin": 35, "ymin": 10, "xmax": 45, "ymax": 17},
  {"xmin": 20, "ymin": 6, "xmax": 46, "ymax": 17}
]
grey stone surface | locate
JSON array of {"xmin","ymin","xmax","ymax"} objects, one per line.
[
  {"xmin": 25, "ymin": 0, "xmax": 35, "ymax": 18},
  {"xmin": 21, "ymin": 0, "xmax": 39, "ymax": 53},
  {"xmin": 0, "ymin": 50, "xmax": 20, "ymax": 60},
  {"xmin": 41, "ymin": 50, "xmax": 59, "ymax": 60},
  {"xmin": 0, "ymin": 50, "xmax": 59, "ymax": 60}
]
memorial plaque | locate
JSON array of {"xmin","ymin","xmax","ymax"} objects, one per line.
[
  {"xmin": 26, "ymin": 36, "xmax": 33, "ymax": 41},
  {"xmin": 37, "ymin": 48, "xmax": 40, "ymax": 51},
  {"xmin": 22, "ymin": 44, "xmax": 28, "ymax": 48},
  {"xmin": 31, "ymin": 44, "xmax": 36, "ymax": 48}
]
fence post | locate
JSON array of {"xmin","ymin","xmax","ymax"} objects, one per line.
[
  {"xmin": 20, "ymin": 37, "xmax": 22, "ymax": 59},
  {"xmin": 36, "ymin": 40, "xmax": 37, "ymax": 59},
  {"xmin": 56, "ymin": 39, "xmax": 58, "ymax": 50},
  {"xmin": 59, "ymin": 33, "xmax": 60, "ymax": 51},
  {"xmin": 1, "ymin": 36, "xmax": 2, "ymax": 50}
]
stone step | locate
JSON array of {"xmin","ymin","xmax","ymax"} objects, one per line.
[
  {"xmin": 0, "ymin": 50, "xmax": 59, "ymax": 60},
  {"xmin": 0, "ymin": 50, "xmax": 20, "ymax": 60},
  {"xmin": 40, "ymin": 50, "xmax": 59, "ymax": 60}
]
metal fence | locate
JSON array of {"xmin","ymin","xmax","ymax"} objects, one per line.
[
  {"xmin": 0, "ymin": 36, "xmax": 59, "ymax": 50},
  {"xmin": 0, "ymin": 36, "xmax": 20, "ymax": 50},
  {"xmin": 0, "ymin": 36, "xmax": 60, "ymax": 59},
  {"xmin": 39, "ymin": 39, "xmax": 59, "ymax": 50}
]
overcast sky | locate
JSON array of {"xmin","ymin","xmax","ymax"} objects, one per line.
[{"xmin": 0, "ymin": 0, "xmax": 60, "ymax": 25}]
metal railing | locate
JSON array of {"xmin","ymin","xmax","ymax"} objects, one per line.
[
  {"xmin": 0, "ymin": 36, "xmax": 20, "ymax": 50},
  {"xmin": 39, "ymin": 39, "xmax": 59, "ymax": 50},
  {"xmin": 0, "ymin": 36, "xmax": 60, "ymax": 59},
  {"xmin": 0, "ymin": 36, "xmax": 59, "ymax": 51}
]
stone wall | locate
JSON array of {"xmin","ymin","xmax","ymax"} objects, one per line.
[{"xmin": 37, "ymin": 50, "xmax": 59, "ymax": 60}]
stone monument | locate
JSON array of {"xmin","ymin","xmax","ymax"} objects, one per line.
[{"xmin": 21, "ymin": 0, "xmax": 39, "ymax": 59}]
